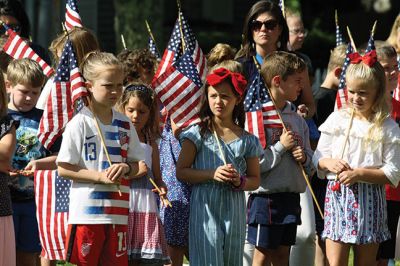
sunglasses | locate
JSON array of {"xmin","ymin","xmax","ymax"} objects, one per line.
[
  {"xmin": 250, "ymin": 19, "xmax": 279, "ymax": 31},
  {"xmin": 0, "ymin": 24, "xmax": 21, "ymax": 35}
]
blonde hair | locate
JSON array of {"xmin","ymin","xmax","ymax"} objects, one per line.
[
  {"xmin": 207, "ymin": 43, "xmax": 236, "ymax": 68},
  {"xmin": 7, "ymin": 58, "xmax": 45, "ymax": 87},
  {"xmin": 0, "ymin": 73, "xmax": 7, "ymax": 118},
  {"xmin": 386, "ymin": 15, "xmax": 400, "ymax": 53},
  {"xmin": 49, "ymin": 27, "xmax": 100, "ymax": 66},
  {"xmin": 327, "ymin": 44, "xmax": 347, "ymax": 72},
  {"xmin": 80, "ymin": 51, "xmax": 123, "ymax": 82},
  {"xmin": 345, "ymin": 61, "xmax": 389, "ymax": 148},
  {"xmin": 261, "ymin": 51, "xmax": 306, "ymax": 87}
]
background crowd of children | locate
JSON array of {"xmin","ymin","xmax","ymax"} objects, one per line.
[{"xmin": 0, "ymin": 0, "xmax": 400, "ymax": 266}]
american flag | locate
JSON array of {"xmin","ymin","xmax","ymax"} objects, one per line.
[
  {"xmin": 148, "ymin": 36, "xmax": 161, "ymax": 60},
  {"xmin": 393, "ymin": 56, "xmax": 400, "ymax": 102},
  {"xmin": 364, "ymin": 33, "xmax": 375, "ymax": 53},
  {"xmin": 65, "ymin": 0, "xmax": 83, "ymax": 30},
  {"xmin": 152, "ymin": 12, "xmax": 207, "ymax": 129},
  {"xmin": 38, "ymin": 40, "xmax": 87, "ymax": 150},
  {"xmin": 244, "ymin": 72, "xmax": 282, "ymax": 148},
  {"xmin": 335, "ymin": 42, "xmax": 353, "ymax": 110},
  {"xmin": 34, "ymin": 170, "xmax": 71, "ymax": 260},
  {"xmin": 153, "ymin": 50, "xmax": 204, "ymax": 128},
  {"xmin": 2, "ymin": 26, "xmax": 54, "ymax": 77},
  {"xmin": 336, "ymin": 25, "xmax": 344, "ymax": 47}
]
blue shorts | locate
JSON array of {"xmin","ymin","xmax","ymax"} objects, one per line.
[
  {"xmin": 12, "ymin": 201, "xmax": 41, "ymax": 252},
  {"xmin": 247, "ymin": 223, "xmax": 298, "ymax": 249}
]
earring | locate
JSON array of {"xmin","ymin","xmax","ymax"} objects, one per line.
[{"xmin": 277, "ymin": 41, "xmax": 281, "ymax": 48}]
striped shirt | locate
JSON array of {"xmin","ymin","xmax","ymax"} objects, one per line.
[{"xmin": 57, "ymin": 107, "xmax": 144, "ymax": 225}]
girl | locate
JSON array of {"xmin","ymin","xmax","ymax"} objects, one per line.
[
  {"xmin": 116, "ymin": 83, "xmax": 170, "ymax": 265},
  {"xmin": 0, "ymin": 72, "xmax": 17, "ymax": 266},
  {"xmin": 176, "ymin": 60, "xmax": 263, "ymax": 266},
  {"xmin": 57, "ymin": 52, "xmax": 145, "ymax": 266},
  {"xmin": 312, "ymin": 51, "xmax": 400, "ymax": 266}
]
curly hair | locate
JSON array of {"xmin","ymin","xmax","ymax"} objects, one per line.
[{"xmin": 117, "ymin": 48, "xmax": 157, "ymax": 86}]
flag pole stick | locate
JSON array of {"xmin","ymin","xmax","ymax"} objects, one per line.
[
  {"xmin": 176, "ymin": 0, "xmax": 186, "ymax": 52},
  {"xmin": 371, "ymin": 20, "xmax": 377, "ymax": 38},
  {"xmin": 281, "ymin": 0, "xmax": 286, "ymax": 19},
  {"xmin": 212, "ymin": 123, "xmax": 227, "ymax": 166},
  {"xmin": 252, "ymin": 56, "xmax": 324, "ymax": 219},
  {"xmin": 335, "ymin": 10, "xmax": 339, "ymax": 27},
  {"xmin": 346, "ymin": 26, "xmax": 357, "ymax": 53},
  {"xmin": 145, "ymin": 20, "xmax": 157, "ymax": 46},
  {"xmin": 121, "ymin": 34, "xmax": 127, "ymax": 50}
]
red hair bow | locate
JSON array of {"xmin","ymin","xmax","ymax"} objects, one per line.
[
  {"xmin": 348, "ymin": 50, "xmax": 377, "ymax": 67},
  {"xmin": 206, "ymin": 67, "xmax": 247, "ymax": 96}
]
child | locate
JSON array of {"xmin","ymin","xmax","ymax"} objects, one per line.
[
  {"xmin": 176, "ymin": 60, "xmax": 263, "ymax": 266},
  {"xmin": 312, "ymin": 44, "xmax": 347, "ymax": 266},
  {"xmin": 247, "ymin": 51, "xmax": 314, "ymax": 266},
  {"xmin": 116, "ymin": 83, "xmax": 170, "ymax": 265},
  {"xmin": 57, "ymin": 52, "xmax": 145, "ymax": 266},
  {"xmin": 6, "ymin": 58, "xmax": 53, "ymax": 265},
  {"xmin": 117, "ymin": 48, "xmax": 157, "ymax": 86},
  {"xmin": 0, "ymin": 72, "xmax": 17, "ymax": 266},
  {"xmin": 375, "ymin": 42, "xmax": 400, "ymax": 266},
  {"xmin": 312, "ymin": 49, "xmax": 400, "ymax": 266}
]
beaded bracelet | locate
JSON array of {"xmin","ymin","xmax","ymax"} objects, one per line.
[{"xmin": 232, "ymin": 175, "xmax": 246, "ymax": 191}]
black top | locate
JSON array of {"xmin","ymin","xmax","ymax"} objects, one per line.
[{"xmin": 313, "ymin": 86, "xmax": 337, "ymax": 127}]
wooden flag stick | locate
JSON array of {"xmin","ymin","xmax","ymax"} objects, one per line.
[
  {"xmin": 334, "ymin": 108, "xmax": 355, "ymax": 181},
  {"xmin": 121, "ymin": 34, "xmax": 127, "ymax": 50},
  {"xmin": 371, "ymin": 20, "xmax": 377, "ymax": 37},
  {"xmin": 346, "ymin": 26, "xmax": 357, "ymax": 52},
  {"xmin": 252, "ymin": 56, "xmax": 324, "ymax": 219},
  {"xmin": 335, "ymin": 10, "xmax": 339, "ymax": 27},
  {"xmin": 176, "ymin": 0, "xmax": 186, "ymax": 52},
  {"xmin": 145, "ymin": 20, "xmax": 157, "ymax": 44},
  {"xmin": 212, "ymin": 123, "xmax": 227, "ymax": 166}
]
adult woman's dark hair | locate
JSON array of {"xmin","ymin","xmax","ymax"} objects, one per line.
[
  {"xmin": 236, "ymin": 0, "xmax": 289, "ymax": 59},
  {"xmin": 0, "ymin": 0, "xmax": 30, "ymax": 38}
]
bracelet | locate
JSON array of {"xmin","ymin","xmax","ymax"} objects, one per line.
[
  {"xmin": 124, "ymin": 162, "xmax": 132, "ymax": 175},
  {"xmin": 232, "ymin": 175, "xmax": 246, "ymax": 191}
]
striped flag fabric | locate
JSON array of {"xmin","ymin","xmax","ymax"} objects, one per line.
[
  {"xmin": 34, "ymin": 170, "xmax": 71, "ymax": 260},
  {"xmin": 38, "ymin": 40, "xmax": 87, "ymax": 150},
  {"xmin": 65, "ymin": 0, "xmax": 83, "ymax": 30},
  {"xmin": 244, "ymin": 72, "xmax": 282, "ymax": 148},
  {"xmin": 2, "ymin": 27, "xmax": 54, "ymax": 77},
  {"xmin": 153, "ymin": 50, "xmax": 204, "ymax": 129},
  {"xmin": 335, "ymin": 42, "xmax": 353, "ymax": 110},
  {"xmin": 152, "ymin": 12, "xmax": 207, "ymax": 129},
  {"xmin": 148, "ymin": 36, "xmax": 161, "ymax": 60}
]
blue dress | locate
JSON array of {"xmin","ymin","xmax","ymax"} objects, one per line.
[
  {"xmin": 180, "ymin": 125, "xmax": 263, "ymax": 266},
  {"xmin": 159, "ymin": 121, "xmax": 191, "ymax": 246}
]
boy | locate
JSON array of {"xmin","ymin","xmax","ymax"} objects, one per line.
[
  {"xmin": 311, "ymin": 44, "xmax": 346, "ymax": 266},
  {"xmin": 375, "ymin": 41, "xmax": 400, "ymax": 266},
  {"xmin": 248, "ymin": 51, "xmax": 314, "ymax": 266},
  {"xmin": 6, "ymin": 58, "xmax": 56, "ymax": 265}
]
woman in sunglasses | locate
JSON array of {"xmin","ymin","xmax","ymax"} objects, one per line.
[{"xmin": 0, "ymin": 0, "xmax": 51, "ymax": 65}]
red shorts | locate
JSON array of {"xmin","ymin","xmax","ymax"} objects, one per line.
[{"xmin": 65, "ymin": 224, "xmax": 128, "ymax": 266}]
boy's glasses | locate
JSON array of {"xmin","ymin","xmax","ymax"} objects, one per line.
[
  {"xmin": 0, "ymin": 24, "xmax": 21, "ymax": 35},
  {"xmin": 250, "ymin": 19, "xmax": 278, "ymax": 31},
  {"xmin": 289, "ymin": 28, "xmax": 308, "ymax": 37}
]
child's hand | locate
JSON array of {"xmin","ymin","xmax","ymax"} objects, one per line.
[
  {"xmin": 152, "ymin": 179, "xmax": 169, "ymax": 207},
  {"xmin": 25, "ymin": 160, "xmax": 38, "ymax": 172},
  {"xmin": 213, "ymin": 164, "xmax": 237, "ymax": 184},
  {"xmin": 280, "ymin": 130, "xmax": 295, "ymax": 150},
  {"xmin": 324, "ymin": 158, "xmax": 351, "ymax": 174},
  {"xmin": 297, "ymin": 104, "xmax": 309, "ymax": 118},
  {"xmin": 338, "ymin": 169, "xmax": 359, "ymax": 186},
  {"xmin": 98, "ymin": 171, "xmax": 121, "ymax": 185},
  {"xmin": 105, "ymin": 163, "xmax": 126, "ymax": 182},
  {"xmin": 292, "ymin": 146, "xmax": 306, "ymax": 163},
  {"xmin": 136, "ymin": 161, "xmax": 148, "ymax": 178}
]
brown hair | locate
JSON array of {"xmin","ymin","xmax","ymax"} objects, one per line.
[
  {"xmin": 199, "ymin": 60, "xmax": 245, "ymax": 136},
  {"xmin": 117, "ymin": 48, "xmax": 157, "ymax": 86},
  {"xmin": 236, "ymin": 0, "xmax": 289, "ymax": 59},
  {"xmin": 7, "ymin": 58, "xmax": 45, "ymax": 88},
  {"xmin": 49, "ymin": 27, "xmax": 100, "ymax": 66},
  {"xmin": 207, "ymin": 43, "xmax": 236, "ymax": 68},
  {"xmin": 116, "ymin": 83, "xmax": 161, "ymax": 140},
  {"xmin": 375, "ymin": 41, "xmax": 397, "ymax": 61},
  {"xmin": 261, "ymin": 51, "xmax": 306, "ymax": 87},
  {"xmin": 0, "ymin": 72, "xmax": 7, "ymax": 117},
  {"xmin": 386, "ymin": 14, "xmax": 400, "ymax": 53},
  {"xmin": 327, "ymin": 44, "xmax": 347, "ymax": 72}
]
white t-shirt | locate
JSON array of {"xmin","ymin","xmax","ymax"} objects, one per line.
[{"xmin": 57, "ymin": 106, "xmax": 145, "ymax": 225}]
